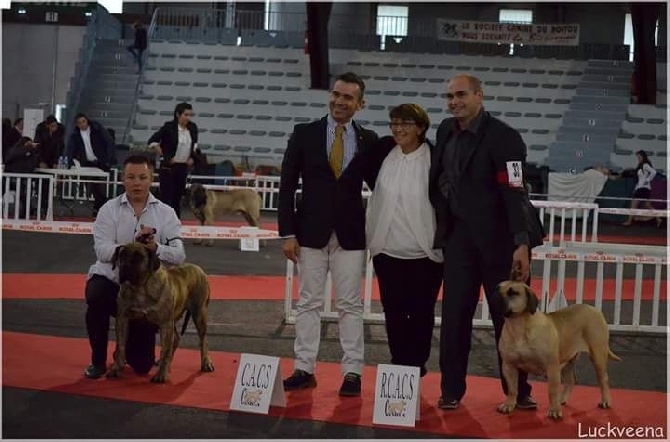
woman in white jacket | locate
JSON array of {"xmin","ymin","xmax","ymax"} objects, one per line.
[
  {"xmin": 364, "ymin": 104, "xmax": 443, "ymax": 378},
  {"xmin": 622, "ymin": 150, "xmax": 662, "ymax": 227}
]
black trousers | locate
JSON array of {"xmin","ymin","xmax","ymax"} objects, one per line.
[
  {"xmin": 82, "ymin": 161, "xmax": 110, "ymax": 212},
  {"xmin": 159, "ymin": 162, "xmax": 189, "ymax": 218},
  {"xmin": 85, "ymin": 274, "xmax": 156, "ymax": 374},
  {"xmin": 373, "ymin": 253, "xmax": 443, "ymax": 376},
  {"xmin": 439, "ymin": 221, "xmax": 532, "ymax": 401}
]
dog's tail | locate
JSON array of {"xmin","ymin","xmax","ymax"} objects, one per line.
[
  {"xmin": 181, "ymin": 310, "xmax": 191, "ymax": 336},
  {"xmin": 608, "ymin": 348, "xmax": 621, "ymax": 361}
]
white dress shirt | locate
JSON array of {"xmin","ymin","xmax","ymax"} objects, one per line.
[
  {"xmin": 173, "ymin": 125, "xmax": 192, "ymax": 163},
  {"xmin": 80, "ymin": 127, "xmax": 98, "ymax": 162},
  {"xmin": 635, "ymin": 163, "xmax": 657, "ymax": 190},
  {"xmin": 88, "ymin": 192, "xmax": 186, "ymax": 284},
  {"xmin": 366, "ymin": 143, "xmax": 443, "ymax": 263}
]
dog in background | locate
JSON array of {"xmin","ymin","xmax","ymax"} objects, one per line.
[
  {"xmin": 189, "ymin": 183, "xmax": 262, "ymax": 246},
  {"xmin": 106, "ymin": 242, "xmax": 215, "ymax": 383},
  {"xmin": 496, "ymin": 270, "xmax": 620, "ymax": 420}
]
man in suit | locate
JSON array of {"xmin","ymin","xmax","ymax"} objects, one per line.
[
  {"xmin": 278, "ymin": 72, "xmax": 378, "ymax": 396},
  {"xmin": 429, "ymin": 74, "xmax": 537, "ymax": 410},
  {"xmin": 66, "ymin": 113, "xmax": 115, "ymax": 214},
  {"xmin": 34, "ymin": 115, "xmax": 65, "ymax": 168}
]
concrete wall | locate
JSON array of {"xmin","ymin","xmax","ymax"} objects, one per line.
[{"xmin": 2, "ymin": 23, "xmax": 86, "ymax": 121}]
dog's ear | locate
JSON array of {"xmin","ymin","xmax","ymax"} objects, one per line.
[
  {"xmin": 111, "ymin": 245, "xmax": 123, "ymax": 270},
  {"xmin": 524, "ymin": 286, "xmax": 539, "ymax": 314},
  {"xmin": 148, "ymin": 247, "xmax": 161, "ymax": 272}
]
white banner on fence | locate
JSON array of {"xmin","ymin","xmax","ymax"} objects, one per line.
[{"xmin": 436, "ymin": 19, "xmax": 580, "ymax": 46}]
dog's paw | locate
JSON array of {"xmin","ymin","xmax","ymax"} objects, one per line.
[
  {"xmin": 201, "ymin": 360, "xmax": 215, "ymax": 372},
  {"xmin": 598, "ymin": 401, "xmax": 611, "ymax": 409},
  {"xmin": 106, "ymin": 366, "xmax": 122, "ymax": 379},
  {"xmin": 497, "ymin": 402, "xmax": 516, "ymax": 414},
  {"xmin": 151, "ymin": 373, "xmax": 169, "ymax": 383},
  {"xmin": 547, "ymin": 408, "xmax": 563, "ymax": 420}
]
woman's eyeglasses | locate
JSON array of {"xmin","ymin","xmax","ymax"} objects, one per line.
[{"xmin": 388, "ymin": 121, "xmax": 417, "ymax": 129}]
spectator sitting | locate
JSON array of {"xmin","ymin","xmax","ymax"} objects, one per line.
[
  {"xmin": 3, "ymin": 136, "xmax": 50, "ymax": 216},
  {"xmin": 34, "ymin": 115, "xmax": 65, "ymax": 168},
  {"xmin": 4, "ymin": 118, "xmax": 23, "ymax": 155}
]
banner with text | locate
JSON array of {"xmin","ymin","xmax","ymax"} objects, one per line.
[{"xmin": 436, "ymin": 19, "xmax": 580, "ymax": 46}]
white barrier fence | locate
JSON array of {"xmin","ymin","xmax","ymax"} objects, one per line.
[
  {"xmin": 283, "ymin": 242, "xmax": 668, "ymax": 334},
  {"xmin": 2, "ymin": 173, "xmax": 55, "ymax": 221}
]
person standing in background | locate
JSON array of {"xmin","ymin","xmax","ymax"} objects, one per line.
[
  {"xmin": 127, "ymin": 21, "xmax": 148, "ymax": 73},
  {"xmin": 622, "ymin": 149, "xmax": 662, "ymax": 228},
  {"xmin": 148, "ymin": 102, "xmax": 199, "ymax": 219},
  {"xmin": 364, "ymin": 104, "xmax": 443, "ymax": 378},
  {"xmin": 33, "ymin": 115, "xmax": 65, "ymax": 168}
]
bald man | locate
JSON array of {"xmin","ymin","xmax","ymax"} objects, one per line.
[{"xmin": 428, "ymin": 74, "xmax": 544, "ymax": 410}]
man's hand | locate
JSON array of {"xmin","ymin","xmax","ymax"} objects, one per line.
[
  {"xmin": 136, "ymin": 224, "xmax": 157, "ymax": 252},
  {"xmin": 511, "ymin": 244, "xmax": 529, "ymax": 282},
  {"xmin": 282, "ymin": 237, "xmax": 300, "ymax": 264}
]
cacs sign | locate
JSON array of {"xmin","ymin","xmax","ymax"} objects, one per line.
[
  {"xmin": 230, "ymin": 354, "xmax": 286, "ymax": 415},
  {"xmin": 373, "ymin": 364, "xmax": 421, "ymax": 428}
]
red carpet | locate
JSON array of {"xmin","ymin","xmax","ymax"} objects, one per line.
[
  {"xmin": 2, "ymin": 273, "xmax": 667, "ymax": 301},
  {"xmin": 3, "ymin": 331, "xmax": 666, "ymax": 439}
]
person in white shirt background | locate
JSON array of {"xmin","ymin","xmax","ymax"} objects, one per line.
[
  {"xmin": 83, "ymin": 154, "xmax": 185, "ymax": 379},
  {"xmin": 622, "ymin": 149, "xmax": 663, "ymax": 228},
  {"xmin": 148, "ymin": 102, "xmax": 199, "ymax": 218},
  {"xmin": 364, "ymin": 103, "xmax": 444, "ymax": 377},
  {"xmin": 65, "ymin": 113, "xmax": 115, "ymax": 214}
]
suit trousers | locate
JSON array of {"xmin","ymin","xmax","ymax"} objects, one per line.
[
  {"xmin": 439, "ymin": 221, "xmax": 532, "ymax": 402},
  {"xmin": 159, "ymin": 162, "xmax": 189, "ymax": 218},
  {"xmin": 294, "ymin": 232, "xmax": 365, "ymax": 375},
  {"xmin": 373, "ymin": 253, "xmax": 442, "ymax": 375},
  {"xmin": 85, "ymin": 274, "xmax": 157, "ymax": 374}
]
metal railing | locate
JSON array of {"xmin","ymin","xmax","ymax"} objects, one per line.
[
  {"xmin": 65, "ymin": 5, "xmax": 122, "ymax": 138},
  {"xmin": 1, "ymin": 173, "xmax": 55, "ymax": 221},
  {"xmin": 282, "ymin": 241, "xmax": 667, "ymax": 334}
]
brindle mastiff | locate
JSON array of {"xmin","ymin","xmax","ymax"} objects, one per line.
[
  {"xmin": 495, "ymin": 279, "xmax": 620, "ymax": 420},
  {"xmin": 106, "ymin": 242, "xmax": 215, "ymax": 383},
  {"xmin": 189, "ymin": 183, "xmax": 262, "ymax": 246}
]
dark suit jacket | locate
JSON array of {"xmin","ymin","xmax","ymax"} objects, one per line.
[
  {"xmin": 148, "ymin": 120, "xmax": 199, "ymax": 163},
  {"xmin": 429, "ymin": 111, "xmax": 529, "ymax": 253},
  {"xmin": 278, "ymin": 116, "xmax": 378, "ymax": 250},
  {"xmin": 34, "ymin": 121, "xmax": 65, "ymax": 167},
  {"xmin": 66, "ymin": 120, "xmax": 114, "ymax": 167}
]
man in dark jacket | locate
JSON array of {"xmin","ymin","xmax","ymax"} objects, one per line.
[
  {"xmin": 33, "ymin": 115, "xmax": 65, "ymax": 168},
  {"xmin": 4, "ymin": 136, "xmax": 50, "ymax": 216},
  {"xmin": 66, "ymin": 113, "xmax": 115, "ymax": 213},
  {"xmin": 127, "ymin": 21, "xmax": 148, "ymax": 72},
  {"xmin": 277, "ymin": 72, "xmax": 378, "ymax": 397},
  {"xmin": 430, "ymin": 74, "xmax": 538, "ymax": 411}
]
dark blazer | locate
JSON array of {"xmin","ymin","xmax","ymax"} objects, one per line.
[
  {"xmin": 66, "ymin": 120, "xmax": 114, "ymax": 167},
  {"xmin": 148, "ymin": 120, "xmax": 199, "ymax": 163},
  {"xmin": 278, "ymin": 116, "xmax": 378, "ymax": 250},
  {"xmin": 429, "ymin": 111, "xmax": 529, "ymax": 252},
  {"xmin": 34, "ymin": 121, "xmax": 65, "ymax": 167}
]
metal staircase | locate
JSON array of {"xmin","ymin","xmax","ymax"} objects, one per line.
[
  {"xmin": 547, "ymin": 59, "xmax": 634, "ymax": 172},
  {"xmin": 77, "ymin": 39, "xmax": 140, "ymax": 144}
]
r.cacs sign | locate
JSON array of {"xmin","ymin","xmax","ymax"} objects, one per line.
[
  {"xmin": 229, "ymin": 354, "xmax": 286, "ymax": 414},
  {"xmin": 372, "ymin": 364, "xmax": 421, "ymax": 428}
]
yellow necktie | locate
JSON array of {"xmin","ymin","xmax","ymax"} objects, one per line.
[{"xmin": 330, "ymin": 125, "xmax": 344, "ymax": 178}]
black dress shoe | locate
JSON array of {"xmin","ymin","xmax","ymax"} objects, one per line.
[{"xmin": 84, "ymin": 364, "xmax": 106, "ymax": 379}]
